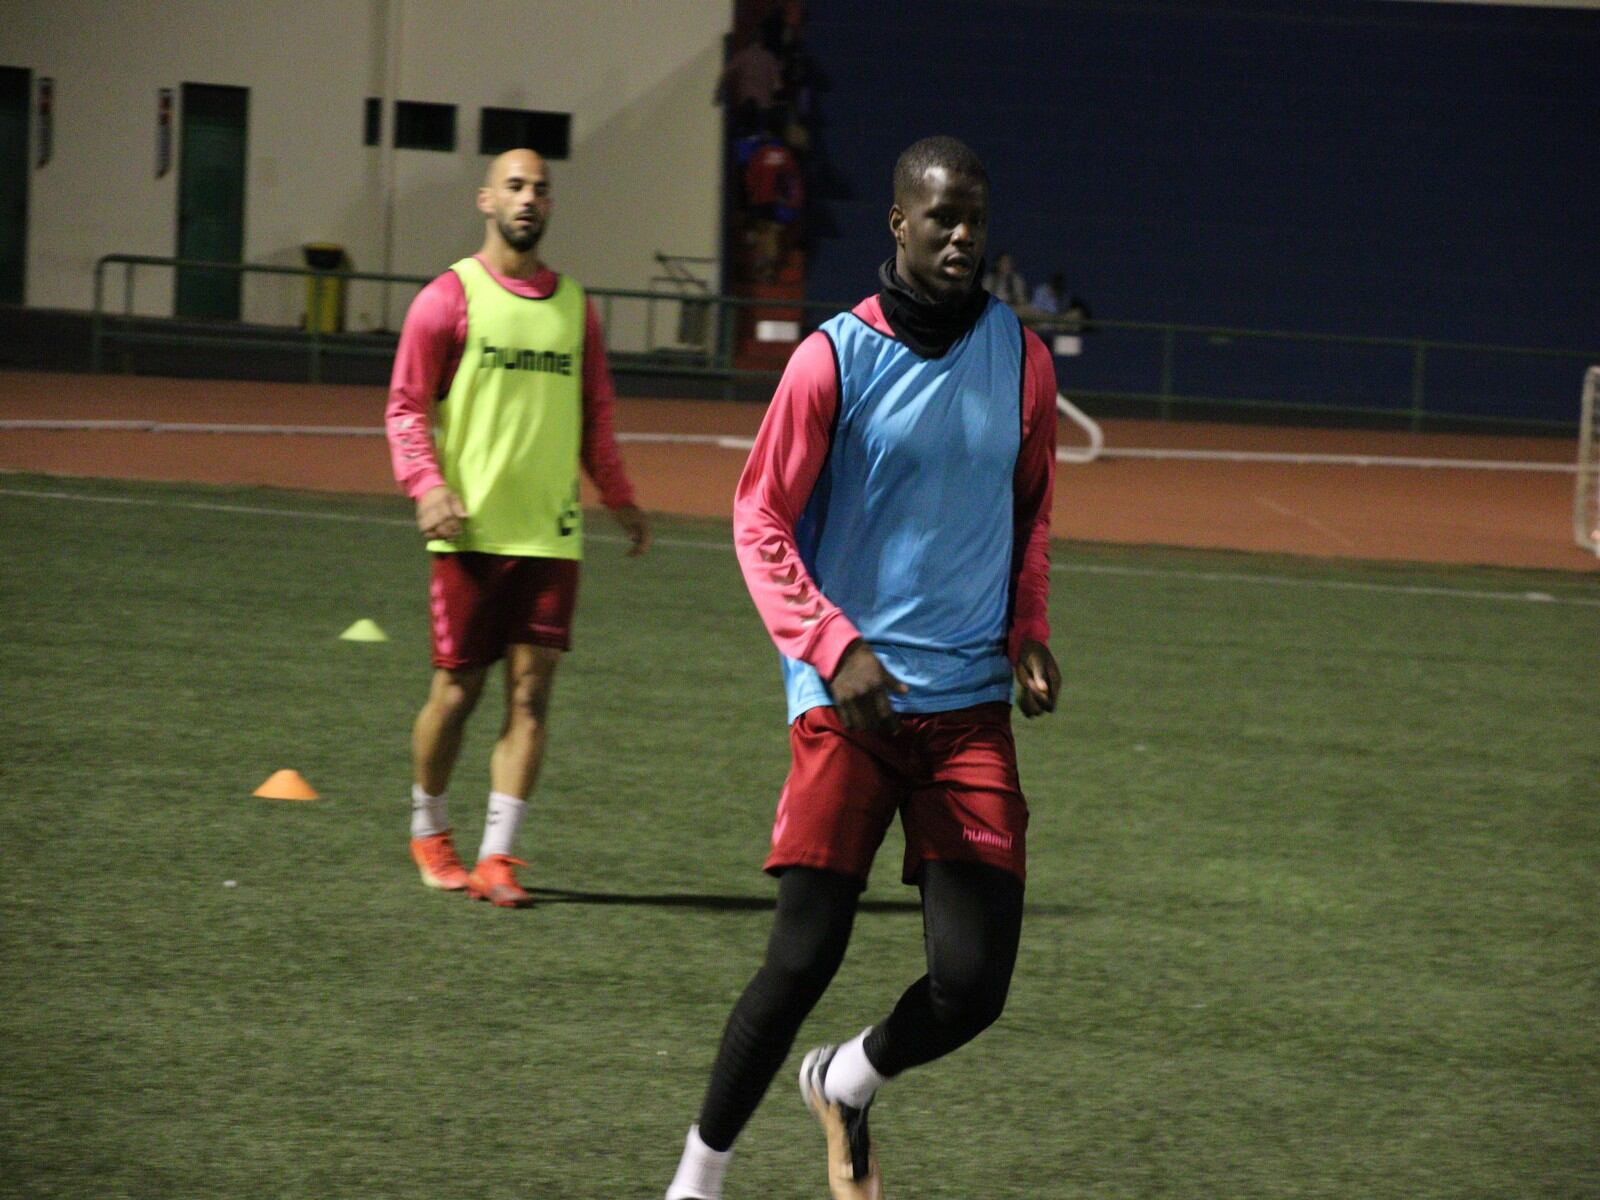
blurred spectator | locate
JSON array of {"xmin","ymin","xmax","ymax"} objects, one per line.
[
  {"xmin": 1052, "ymin": 295, "xmax": 1093, "ymax": 357},
  {"xmin": 1030, "ymin": 272, "xmax": 1067, "ymax": 316},
  {"xmin": 776, "ymin": 12, "xmax": 814, "ymax": 153},
  {"xmin": 740, "ymin": 112, "xmax": 805, "ymax": 282},
  {"xmin": 716, "ymin": 14, "xmax": 784, "ymax": 137},
  {"xmin": 983, "ymin": 251, "xmax": 1027, "ymax": 308}
]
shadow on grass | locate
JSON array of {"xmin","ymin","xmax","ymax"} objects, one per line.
[{"xmin": 525, "ymin": 886, "xmax": 1082, "ymax": 917}]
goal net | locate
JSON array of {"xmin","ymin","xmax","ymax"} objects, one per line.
[{"xmin": 1577, "ymin": 366, "xmax": 1600, "ymax": 555}]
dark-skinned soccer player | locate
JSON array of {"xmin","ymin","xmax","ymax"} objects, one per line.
[{"xmin": 666, "ymin": 136, "xmax": 1060, "ymax": 1200}]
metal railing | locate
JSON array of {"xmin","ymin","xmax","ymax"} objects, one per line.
[
  {"xmin": 92, "ymin": 254, "xmax": 435, "ymax": 384},
  {"xmin": 1023, "ymin": 314, "xmax": 1598, "ymax": 431},
  {"xmin": 90, "ymin": 254, "xmax": 1598, "ymax": 428}
]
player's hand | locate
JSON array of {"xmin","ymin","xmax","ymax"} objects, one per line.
[
  {"xmin": 827, "ymin": 640, "xmax": 908, "ymax": 734},
  {"xmin": 416, "ymin": 486, "xmax": 468, "ymax": 540},
  {"xmin": 612, "ymin": 504, "xmax": 651, "ymax": 556},
  {"xmin": 1014, "ymin": 639, "xmax": 1061, "ymax": 718}
]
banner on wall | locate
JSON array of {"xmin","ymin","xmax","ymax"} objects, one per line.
[
  {"xmin": 156, "ymin": 88, "xmax": 173, "ymax": 178},
  {"xmin": 36, "ymin": 78, "xmax": 53, "ymax": 167}
]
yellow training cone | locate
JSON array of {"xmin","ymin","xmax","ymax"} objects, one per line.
[
  {"xmin": 254, "ymin": 769, "xmax": 320, "ymax": 801},
  {"xmin": 339, "ymin": 618, "xmax": 389, "ymax": 642}
]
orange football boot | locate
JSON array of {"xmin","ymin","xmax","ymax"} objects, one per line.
[
  {"xmin": 800, "ymin": 1045, "xmax": 885, "ymax": 1200},
  {"xmin": 409, "ymin": 831, "xmax": 470, "ymax": 892},
  {"xmin": 467, "ymin": 854, "xmax": 531, "ymax": 907}
]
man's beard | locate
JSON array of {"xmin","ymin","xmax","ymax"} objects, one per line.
[{"xmin": 498, "ymin": 217, "xmax": 542, "ymax": 252}]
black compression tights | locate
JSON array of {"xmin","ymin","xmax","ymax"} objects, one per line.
[{"xmin": 695, "ymin": 861, "xmax": 1024, "ymax": 1152}]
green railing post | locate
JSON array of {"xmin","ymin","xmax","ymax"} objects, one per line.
[
  {"xmin": 121, "ymin": 262, "xmax": 136, "ymax": 373},
  {"xmin": 720, "ymin": 298, "xmax": 737, "ymax": 403},
  {"xmin": 1159, "ymin": 327, "xmax": 1176, "ymax": 420},
  {"xmin": 308, "ymin": 275, "xmax": 323, "ymax": 385},
  {"xmin": 1410, "ymin": 342, "xmax": 1427, "ymax": 432},
  {"xmin": 307, "ymin": 289, "xmax": 323, "ymax": 382},
  {"xmin": 91, "ymin": 259, "xmax": 105, "ymax": 373}
]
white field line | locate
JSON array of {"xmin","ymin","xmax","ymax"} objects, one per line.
[
  {"xmin": 1053, "ymin": 560, "xmax": 1599, "ymax": 606},
  {"xmin": 1253, "ymin": 495, "xmax": 1358, "ymax": 551},
  {"xmin": 0, "ymin": 485, "xmax": 415, "ymax": 525},
  {"xmin": 1101, "ymin": 445, "xmax": 1576, "ymax": 472},
  {"xmin": 0, "ymin": 419, "xmax": 1577, "ymax": 473},
  {"xmin": 2, "ymin": 483, "xmax": 1595, "ymax": 608},
  {"xmin": 0, "ymin": 485, "xmax": 712, "ymax": 549},
  {"xmin": 0, "ymin": 418, "xmax": 382, "ymax": 436}
]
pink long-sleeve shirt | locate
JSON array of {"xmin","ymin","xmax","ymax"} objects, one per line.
[
  {"xmin": 732, "ymin": 294, "xmax": 1057, "ymax": 683},
  {"xmin": 384, "ymin": 256, "xmax": 636, "ymax": 509}
]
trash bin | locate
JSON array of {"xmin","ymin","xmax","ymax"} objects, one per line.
[{"xmin": 302, "ymin": 243, "xmax": 348, "ymax": 333}]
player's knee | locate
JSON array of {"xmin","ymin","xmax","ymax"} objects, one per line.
[
  {"xmin": 928, "ymin": 959, "xmax": 1011, "ymax": 1038},
  {"xmin": 506, "ymin": 680, "xmax": 553, "ymax": 724},
  {"xmin": 506, "ymin": 649, "xmax": 558, "ymax": 723},
  {"xmin": 762, "ymin": 939, "xmax": 847, "ymax": 1007},
  {"xmin": 432, "ymin": 683, "xmax": 481, "ymax": 722},
  {"xmin": 757, "ymin": 867, "xmax": 857, "ymax": 1008}
]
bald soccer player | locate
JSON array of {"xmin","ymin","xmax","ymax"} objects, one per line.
[{"xmin": 385, "ymin": 149, "xmax": 650, "ymax": 907}]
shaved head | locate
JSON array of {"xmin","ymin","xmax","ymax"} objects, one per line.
[{"xmin": 484, "ymin": 148, "xmax": 546, "ymax": 189}]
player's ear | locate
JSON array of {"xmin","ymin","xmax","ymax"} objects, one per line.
[
  {"xmin": 889, "ymin": 203, "xmax": 906, "ymax": 246},
  {"xmin": 475, "ymin": 187, "xmax": 494, "ymax": 217}
]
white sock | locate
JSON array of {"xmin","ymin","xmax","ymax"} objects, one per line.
[
  {"xmin": 825, "ymin": 1028, "xmax": 887, "ymax": 1109},
  {"xmin": 410, "ymin": 784, "xmax": 449, "ymax": 838},
  {"xmin": 477, "ymin": 791, "xmax": 527, "ymax": 861},
  {"xmin": 666, "ymin": 1125, "xmax": 732, "ymax": 1200}
]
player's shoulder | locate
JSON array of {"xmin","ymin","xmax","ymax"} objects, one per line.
[
  {"xmin": 767, "ymin": 330, "xmax": 844, "ymax": 405},
  {"xmin": 1020, "ymin": 322, "xmax": 1053, "ymax": 361},
  {"xmin": 416, "ymin": 264, "xmax": 472, "ymax": 305},
  {"xmin": 786, "ymin": 328, "xmax": 838, "ymax": 374},
  {"xmin": 1009, "ymin": 305, "xmax": 1053, "ymax": 362},
  {"xmin": 830, "ymin": 294, "xmax": 891, "ymax": 342},
  {"xmin": 1018, "ymin": 324, "xmax": 1059, "ymax": 406},
  {"xmin": 400, "ymin": 269, "xmax": 467, "ymax": 333},
  {"xmin": 806, "ymin": 299, "xmax": 885, "ymax": 375}
]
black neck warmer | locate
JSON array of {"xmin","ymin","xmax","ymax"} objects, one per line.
[{"xmin": 876, "ymin": 257, "xmax": 990, "ymax": 359}]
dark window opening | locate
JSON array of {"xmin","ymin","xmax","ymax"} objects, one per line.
[
  {"xmin": 394, "ymin": 100, "xmax": 455, "ymax": 152},
  {"xmin": 363, "ymin": 97, "xmax": 381, "ymax": 146},
  {"xmin": 479, "ymin": 107, "xmax": 570, "ymax": 159}
]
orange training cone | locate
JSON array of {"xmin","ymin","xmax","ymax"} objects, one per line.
[{"xmin": 253, "ymin": 769, "xmax": 320, "ymax": 801}]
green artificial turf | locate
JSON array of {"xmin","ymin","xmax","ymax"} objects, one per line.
[{"xmin": 1, "ymin": 475, "xmax": 1595, "ymax": 1199}]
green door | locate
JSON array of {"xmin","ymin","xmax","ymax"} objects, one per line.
[
  {"xmin": 0, "ymin": 67, "xmax": 29, "ymax": 305},
  {"xmin": 175, "ymin": 83, "xmax": 248, "ymax": 319}
]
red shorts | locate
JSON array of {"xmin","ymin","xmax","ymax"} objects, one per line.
[
  {"xmin": 765, "ymin": 702, "xmax": 1028, "ymax": 887},
  {"xmin": 428, "ymin": 552, "xmax": 579, "ymax": 669}
]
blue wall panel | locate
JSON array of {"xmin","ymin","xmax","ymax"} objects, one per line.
[{"xmin": 801, "ymin": 0, "xmax": 1599, "ymax": 422}]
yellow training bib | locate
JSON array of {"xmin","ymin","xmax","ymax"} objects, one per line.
[{"xmin": 427, "ymin": 258, "xmax": 586, "ymax": 558}]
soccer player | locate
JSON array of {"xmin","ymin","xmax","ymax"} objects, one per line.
[
  {"xmin": 385, "ymin": 148, "xmax": 649, "ymax": 907},
  {"xmin": 665, "ymin": 136, "xmax": 1059, "ymax": 1200}
]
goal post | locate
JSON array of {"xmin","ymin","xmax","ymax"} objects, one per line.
[{"xmin": 1576, "ymin": 366, "xmax": 1600, "ymax": 555}]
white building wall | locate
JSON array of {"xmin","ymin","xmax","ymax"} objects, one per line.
[{"xmin": 3, "ymin": 0, "xmax": 725, "ymax": 347}]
